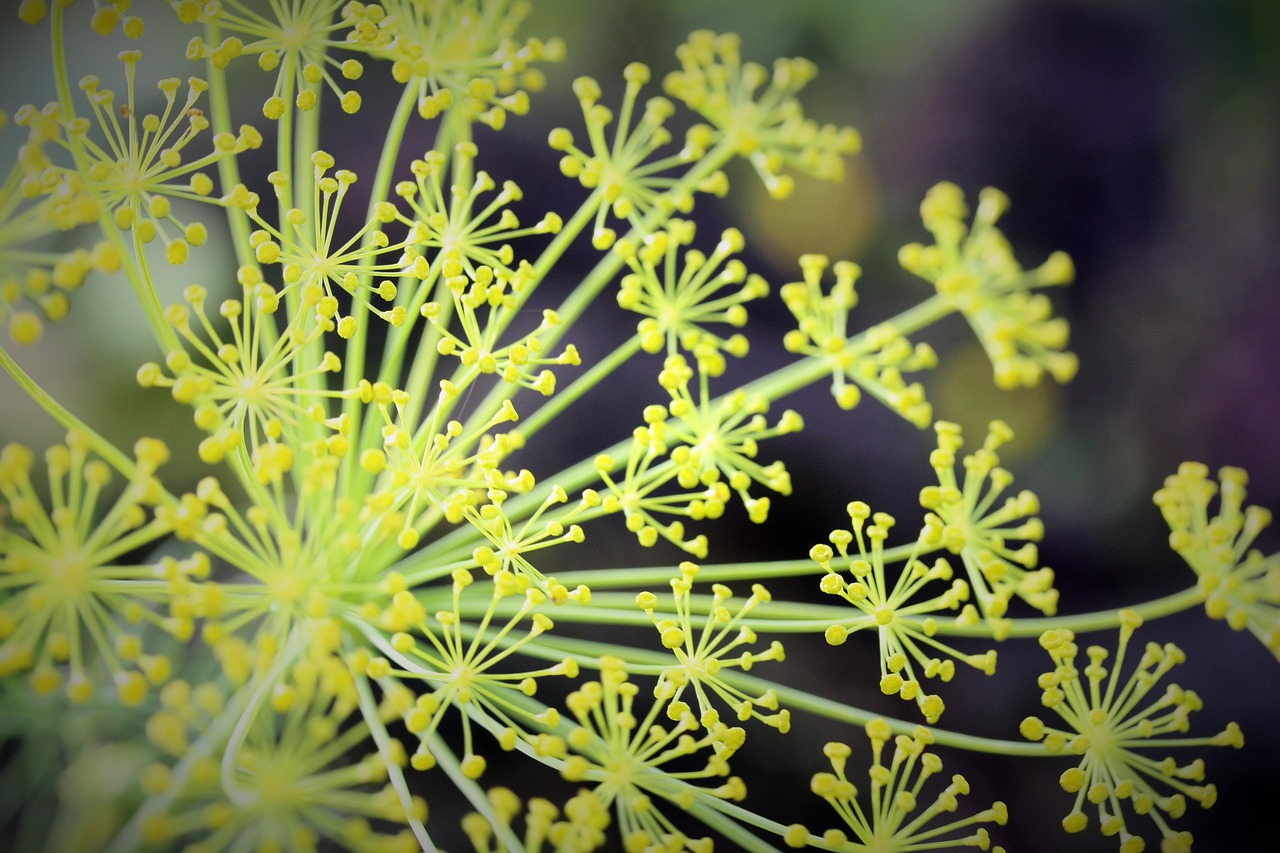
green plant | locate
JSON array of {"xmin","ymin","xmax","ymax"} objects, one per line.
[{"xmin": 1, "ymin": 2, "xmax": 1274, "ymax": 852}]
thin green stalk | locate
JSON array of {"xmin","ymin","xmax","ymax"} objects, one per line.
[
  {"xmin": 102, "ymin": 675, "xmax": 263, "ymax": 853},
  {"xmin": 353, "ymin": 674, "xmax": 436, "ymax": 851},
  {"xmin": 547, "ymin": 552, "xmax": 908, "ymax": 589},
  {"xmin": 512, "ymin": 631, "xmax": 1045, "ymax": 757},
  {"xmin": 932, "ymin": 584, "xmax": 1207, "ymax": 638},
  {"xmin": 737, "ymin": 293, "xmax": 954, "ymax": 406},
  {"xmin": 339, "ymin": 84, "xmax": 421, "ymax": 500},
  {"xmin": 204, "ymin": 30, "xmax": 257, "ymax": 273},
  {"xmin": 0, "ymin": 344, "xmax": 135, "ymax": 478},
  {"xmin": 341, "ymin": 83, "xmax": 420, "ymax": 402},
  {"xmin": 684, "ymin": 796, "xmax": 783, "ymax": 852},
  {"xmin": 427, "ymin": 732, "xmax": 525, "ymax": 852},
  {"xmin": 49, "ymin": 4, "xmax": 73, "ymax": 114},
  {"xmin": 513, "ymin": 335, "xmax": 644, "ymax": 441}
]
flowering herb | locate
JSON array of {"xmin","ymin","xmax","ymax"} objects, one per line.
[{"xmin": 0, "ymin": 3, "xmax": 1270, "ymax": 852}]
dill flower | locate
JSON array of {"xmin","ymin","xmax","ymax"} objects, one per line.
[
  {"xmin": 781, "ymin": 253, "xmax": 937, "ymax": 424},
  {"xmin": 635, "ymin": 561, "xmax": 789, "ymax": 731},
  {"xmin": 174, "ymin": 0, "xmax": 368, "ymax": 118},
  {"xmin": 356, "ymin": 567, "xmax": 579, "ymax": 777},
  {"xmin": 18, "ymin": 0, "xmax": 144, "ymax": 37},
  {"xmin": 136, "ymin": 279, "xmax": 346, "ymax": 462},
  {"xmin": 898, "ymin": 182, "xmax": 1076, "ymax": 390},
  {"xmin": 1154, "ymin": 462, "xmax": 1280, "ymax": 657},
  {"xmin": 136, "ymin": 650, "xmax": 427, "ymax": 853},
  {"xmin": 550, "ymin": 64, "xmax": 727, "ymax": 249},
  {"xmin": 224, "ymin": 151, "xmax": 413, "ymax": 336},
  {"xmin": 919, "ymin": 420, "xmax": 1057, "ymax": 639},
  {"xmin": 342, "ymin": 0, "xmax": 564, "ymax": 126},
  {"xmin": 0, "ymin": 432, "xmax": 189, "ymax": 704},
  {"xmin": 593, "ymin": 350, "xmax": 799, "ymax": 555},
  {"xmin": 0, "ymin": 5, "xmax": 1269, "ymax": 852},
  {"xmin": 1019, "ymin": 611, "xmax": 1244, "ymax": 852},
  {"xmin": 393, "ymin": 140, "xmax": 562, "ymax": 284},
  {"xmin": 0, "ymin": 116, "xmax": 117, "ymax": 343},
  {"xmin": 560, "ymin": 655, "xmax": 748, "ymax": 853},
  {"xmin": 460, "ymin": 786, "xmax": 610, "ymax": 853},
  {"xmin": 614, "ymin": 221, "xmax": 767, "ymax": 357},
  {"xmin": 23, "ymin": 51, "xmax": 262, "ymax": 265},
  {"xmin": 787, "ymin": 718, "xmax": 1008, "ymax": 852},
  {"xmin": 812, "ymin": 503, "xmax": 996, "ymax": 723},
  {"xmin": 663, "ymin": 30, "xmax": 861, "ymax": 199}
]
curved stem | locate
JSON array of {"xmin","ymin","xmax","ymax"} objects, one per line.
[{"xmin": 354, "ymin": 673, "xmax": 436, "ymax": 851}]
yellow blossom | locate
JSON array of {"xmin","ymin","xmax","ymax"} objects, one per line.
[
  {"xmin": 1021, "ymin": 612, "xmax": 1242, "ymax": 852},
  {"xmin": 1155, "ymin": 463, "xmax": 1280, "ymax": 657},
  {"xmin": 899, "ymin": 182, "xmax": 1077, "ymax": 389}
]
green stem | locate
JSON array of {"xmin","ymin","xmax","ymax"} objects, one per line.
[
  {"xmin": 102, "ymin": 676, "xmax": 262, "ymax": 853},
  {"xmin": 514, "ymin": 335, "xmax": 644, "ymax": 442},
  {"xmin": 342, "ymin": 83, "xmax": 419, "ymax": 404},
  {"xmin": 353, "ymin": 673, "xmax": 436, "ymax": 851},
  {"xmin": 932, "ymin": 584, "xmax": 1207, "ymax": 638},
  {"xmin": 738, "ymin": 293, "xmax": 954, "ymax": 405},
  {"xmin": 49, "ymin": 4, "xmax": 73, "ymax": 115},
  {"xmin": 0, "ymin": 344, "xmax": 135, "ymax": 477},
  {"xmin": 684, "ymin": 796, "xmax": 782, "ymax": 852},
  {"xmin": 547, "ymin": 552, "xmax": 905, "ymax": 589},
  {"xmin": 426, "ymin": 731, "xmax": 525, "ymax": 853},
  {"xmin": 204, "ymin": 28, "xmax": 256, "ymax": 272},
  {"xmin": 513, "ymin": 631, "xmax": 1045, "ymax": 757}
]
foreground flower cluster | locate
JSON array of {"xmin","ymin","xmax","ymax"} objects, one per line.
[{"xmin": 0, "ymin": 2, "xmax": 1272, "ymax": 852}]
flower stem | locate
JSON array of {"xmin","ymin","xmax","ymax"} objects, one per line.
[
  {"xmin": 0, "ymin": 344, "xmax": 134, "ymax": 477},
  {"xmin": 354, "ymin": 673, "xmax": 436, "ymax": 851}
]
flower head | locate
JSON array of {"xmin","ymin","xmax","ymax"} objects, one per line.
[
  {"xmin": 0, "ymin": 433, "xmax": 189, "ymax": 705},
  {"xmin": 225, "ymin": 151, "xmax": 413, "ymax": 336},
  {"xmin": 394, "ymin": 140, "xmax": 561, "ymax": 283},
  {"xmin": 136, "ymin": 278, "xmax": 346, "ymax": 463},
  {"xmin": 1020, "ymin": 611, "xmax": 1243, "ymax": 852},
  {"xmin": 593, "ymin": 351, "xmax": 800, "ymax": 555},
  {"xmin": 21, "ymin": 51, "xmax": 261, "ymax": 264},
  {"xmin": 781, "ymin": 254, "xmax": 937, "ymax": 425},
  {"xmin": 18, "ymin": 0, "xmax": 144, "ymax": 37},
  {"xmin": 1154, "ymin": 462, "xmax": 1280, "ymax": 657},
  {"xmin": 560, "ymin": 655, "xmax": 747, "ymax": 853},
  {"xmin": 343, "ymin": 0, "xmax": 564, "ymax": 126},
  {"xmin": 614, "ymin": 221, "xmax": 767, "ymax": 357},
  {"xmin": 899, "ymin": 182, "xmax": 1076, "ymax": 390},
  {"xmin": 663, "ymin": 30, "xmax": 860, "ymax": 199},
  {"xmin": 360, "ymin": 568, "xmax": 578, "ymax": 777},
  {"xmin": 0, "ymin": 117, "xmax": 118, "ymax": 343},
  {"xmin": 136, "ymin": 647, "xmax": 426, "ymax": 853},
  {"xmin": 550, "ymin": 64, "xmax": 727, "ymax": 249},
  {"xmin": 812, "ymin": 503, "xmax": 997, "ymax": 723},
  {"xmin": 636, "ymin": 561, "xmax": 789, "ymax": 731},
  {"xmin": 460, "ymin": 786, "xmax": 611, "ymax": 853},
  {"xmin": 919, "ymin": 420, "xmax": 1057, "ymax": 639},
  {"xmin": 789, "ymin": 717, "xmax": 1008, "ymax": 852},
  {"xmin": 175, "ymin": 0, "xmax": 367, "ymax": 118}
]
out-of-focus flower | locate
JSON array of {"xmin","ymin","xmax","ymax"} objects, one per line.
[{"xmin": 1155, "ymin": 462, "xmax": 1280, "ymax": 657}]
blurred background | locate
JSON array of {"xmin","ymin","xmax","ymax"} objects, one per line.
[{"xmin": 2, "ymin": 0, "xmax": 1279, "ymax": 850}]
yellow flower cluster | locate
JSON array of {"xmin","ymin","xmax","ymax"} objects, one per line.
[
  {"xmin": 900, "ymin": 182, "xmax": 1077, "ymax": 389},
  {"xmin": 1021, "ymin": 611, "xmax": 1242, "ymax": 852},
  {"xmin": 1155, "ymin": 462, "xmax": 1280, "ymax": 657}
]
